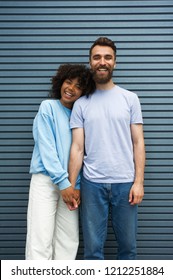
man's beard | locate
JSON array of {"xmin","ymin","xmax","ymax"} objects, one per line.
[{"xmin": 92, "ymin": 68, "xmax": 113, "ymax": 84}]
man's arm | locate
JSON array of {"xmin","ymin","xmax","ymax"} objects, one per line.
[
  {"xmin": 129, "ymin": 123, "xmax": 145, "ymax": 205},
  {"xmin": 69, "ymin": 127, "xmax": 85, "ymax": 188},
  {"xmin": 60, "ymin": 127, "xmax": 84, "ymax": 208}
]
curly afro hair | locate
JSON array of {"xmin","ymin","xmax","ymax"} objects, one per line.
[{"xmin": 49, "ymin": 64, "xmax": 95, "ymax": 99}]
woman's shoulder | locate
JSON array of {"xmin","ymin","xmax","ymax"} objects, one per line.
[{"xmin": 39, "ymin": 99, "xmax": 59, "ymax": 114}]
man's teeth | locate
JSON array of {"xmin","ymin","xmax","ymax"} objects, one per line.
[{"xmin": 98, "ymin": 69, "xmax": 107, "ymax": 71}]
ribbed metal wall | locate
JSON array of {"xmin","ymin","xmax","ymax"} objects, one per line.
[{"xmin": 0, "ymin": 0, "xmax": 173, "ymax": 260}]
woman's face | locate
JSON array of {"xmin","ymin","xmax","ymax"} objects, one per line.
[{"xmin": 60, "ymin": 77, "xmax": 83, "ymax": 108}]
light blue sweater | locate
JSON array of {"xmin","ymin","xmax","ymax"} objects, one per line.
[{"xmin": 30, "ymin": 99, "xmax": 79, "ymax": 190}]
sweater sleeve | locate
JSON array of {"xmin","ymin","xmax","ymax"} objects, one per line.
[{"xmin": 34, "ymin": 108, "xmax": 71, "ymax": 190}]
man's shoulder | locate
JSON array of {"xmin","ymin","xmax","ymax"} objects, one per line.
[
  {"xmin": 74, "ymin": 95, "xmax": 91, "ymax": 106},
  {"xmin": 117, "ymin": 85, "xmax": 135, "ymax": 95},
  {"xmin": 117, "ymin": 86, "xmax": 139, "ymax": 103}
]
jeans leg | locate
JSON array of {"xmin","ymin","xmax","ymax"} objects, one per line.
[
  {"xmin": 111, "ymin": 182, "xmax": 138, "ymax": 260},
  {"xmin": 81, "ymin": 177, "xmax": 109, "ymax": 260}
]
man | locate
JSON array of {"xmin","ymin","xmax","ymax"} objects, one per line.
[{"xmin": 68, "ymin": 37, "xmax": 145, "ymax": 260}]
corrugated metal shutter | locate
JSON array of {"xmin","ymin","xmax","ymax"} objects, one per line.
[{"xmin": 0, "ymin": 0, "xmax": 173, "ymax": 260}]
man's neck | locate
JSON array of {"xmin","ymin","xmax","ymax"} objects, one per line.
[{"xmin": 96, "ymin": 80, "xmax": 115, "ymax": 91}]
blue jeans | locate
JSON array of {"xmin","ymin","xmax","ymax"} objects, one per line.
[{"xmin": 80, "ymin": 176, "xmax": 138, "ymax": 260}]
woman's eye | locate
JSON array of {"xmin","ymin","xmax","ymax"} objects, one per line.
[{"xmin": 76, "ymin": 84, "xmax": 81, "ymax": 89}]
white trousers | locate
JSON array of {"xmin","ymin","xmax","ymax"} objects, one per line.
[{"xmin": 25, "ymin": 174, "xmax": 79, "ymax": 260}]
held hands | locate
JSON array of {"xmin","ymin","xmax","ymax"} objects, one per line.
[
  {"xmin": 61, "ymin": 186, "xmax": 80, "ymax": 211},
  {"xmin": 66, "ymin": 189, "xmax": 80, "ymax": 211},
  {"xmin": 129, "ymin": 182, "xmax": 144, "ymax": 205}
]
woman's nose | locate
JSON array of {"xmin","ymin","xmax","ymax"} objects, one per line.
[{"xmin": 68, "ymin": 83, "xmax": 75, "ymax": 91}]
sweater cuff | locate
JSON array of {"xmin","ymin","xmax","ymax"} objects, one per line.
[{"xmin": 58, "ymin": 178, "xmax": 71, "ymax": 190}]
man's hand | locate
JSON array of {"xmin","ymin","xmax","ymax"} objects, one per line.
[
  {"xmin": 65, "ymin": 190, "xmax": 80, "ymax": 211},
  {"xmin": 65, "ymin": 199, "xmax": 78, "ymax": 211},
  {"xmin": 129, "ymin": 182, "xmax": 144, "ymax": 205},
  {"xmin": 61, "ymin": 186, "xmax": 80, "ymax": 210},
  {"xmin": 73, "ymin": 189, "xmax": 80, "ymax": 204}
]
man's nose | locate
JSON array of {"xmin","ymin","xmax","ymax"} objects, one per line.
[{"xmin": 99, "ymin": 57, "xmax": 106, "ymax": 65}]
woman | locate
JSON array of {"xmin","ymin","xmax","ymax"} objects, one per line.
[{"xmin": 25, "ymin": 64, "xmax": 95, "ymax": 260}]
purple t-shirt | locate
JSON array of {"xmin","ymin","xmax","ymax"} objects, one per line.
[{"xmin": 70, "ymin": 85, "xmax": 143, "ymax": 183}]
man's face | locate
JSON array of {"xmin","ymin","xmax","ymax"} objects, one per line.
[{"xmin": 89, "ymin": 45, "xmax": 116, "ymax": 84}]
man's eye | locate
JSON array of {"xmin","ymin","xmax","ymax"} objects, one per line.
[
  {"xmin": 93, "ymin": 56, "xmax": 100, "ymax": 60},
  {"xmin": 105, "ymin": 56, "xmax": 112, "ymax": 60}
]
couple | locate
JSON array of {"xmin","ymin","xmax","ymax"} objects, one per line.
[{"xmin": 25, "ymin": 37, "xmax": 145, "ymax": 260}]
